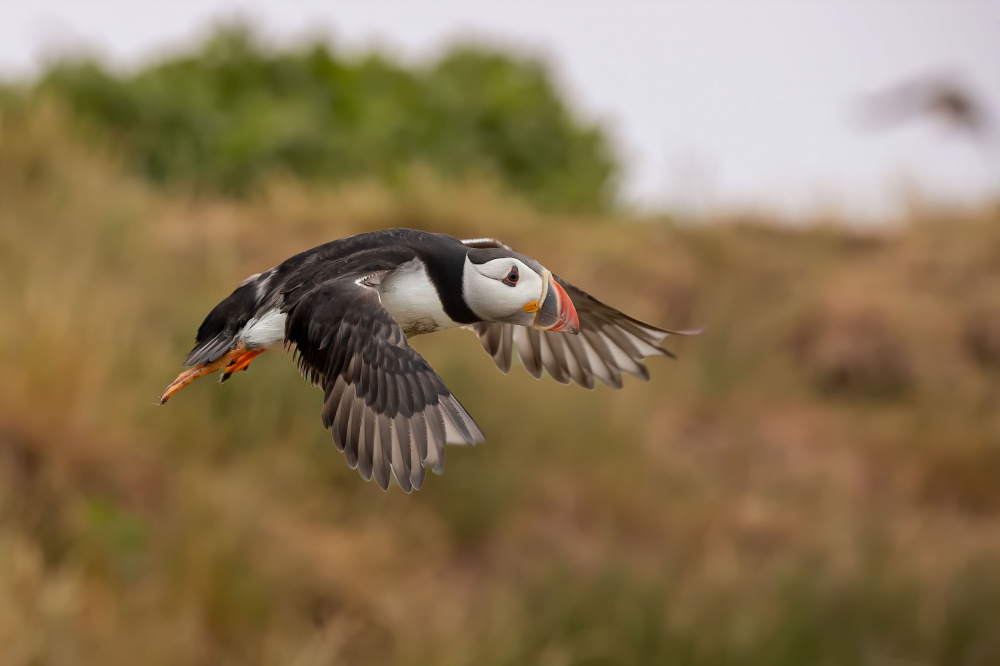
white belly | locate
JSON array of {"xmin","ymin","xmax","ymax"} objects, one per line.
[
  {"xmin": 377, "ymin": 258, "xmax": 458, "ymax": 336},
  {"xmin": 240, "ymin": 259, "xmax": 456, "ymax": 346},
  {"xmin": 242, "ymin": 309, "xmax": 287, "ymax": 349}
]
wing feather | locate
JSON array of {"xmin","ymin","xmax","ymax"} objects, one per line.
[
  {"xmin": 513, "ymin": 327, "xmax": 544, "ymax": 378},
  {"xmin": 392, "ymin": 415, "xmax": 413, "ymax": 493},
  {"xmin": 286, "ymin": 278, "xmax": 484, "ymax": 491},
  {"xmin": 562, "ymin": 332, "xmax": 595, "ymax": 389},
  {"xmin": 358, "ymin": 408, "xmax": 374, "ymax": 481},
  {"xmin": 372, "ymin": 414, "xmax": 392, "ymax": 491},
  {"xmin": 468, "ymin": 273, "xmax": 697, "ymax": 388},
  {"xmin": 538, "ymin": 332, "xmax": 570, "ymax": 384}
]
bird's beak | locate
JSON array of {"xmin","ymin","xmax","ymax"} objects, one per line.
[{"xmin": 532, "ymin": 271, "xmax": 580, "ymax": 334}]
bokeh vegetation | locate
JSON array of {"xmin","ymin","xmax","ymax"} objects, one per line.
[
  {"xmin": 14, "ymin": 24, "xmax": 617, "ymax": 212},
  {"xmin": 3, "ymin": 38, "xmax": 1000, "ymax": 666}
]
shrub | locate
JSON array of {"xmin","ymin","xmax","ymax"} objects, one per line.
[{"xmin": 29, "ymin": 23, "xmax": 619, "ymax": 212}]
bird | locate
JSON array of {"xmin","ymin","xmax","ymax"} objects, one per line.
[
  {"xmin": 853, "ymin": 71, "xmax": 995, "ymax": 144},
  {"xmin": 159, "ymin": 228, "xmax": 694, "ymax": 491}
]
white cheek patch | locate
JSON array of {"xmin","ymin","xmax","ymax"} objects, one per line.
[
  {"xmin": 462, "ymin": 259, "xmax": 499, "ymax": 320},
  {"xmin": 463, "ymin": 257, "xmax": 544, "ymax": 322}
]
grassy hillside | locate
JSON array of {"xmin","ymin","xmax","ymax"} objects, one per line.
[{"xmin": 2, "ymin": 104, "xmax": 1000, "ymax": 665}]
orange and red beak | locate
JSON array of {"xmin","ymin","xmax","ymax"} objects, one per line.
[{"xmin": 532, "ymin": 273, "xmax": 580, "ymax": 334}]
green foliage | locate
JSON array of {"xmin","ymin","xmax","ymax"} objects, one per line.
[{"xmin": 32, "ymin": 23, "xmax": 618, "ymax": 211}]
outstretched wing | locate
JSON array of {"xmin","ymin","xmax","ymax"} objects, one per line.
[
  {"xmin": 460, "ymin": 237, "xmax": 696, "ymax": 387},
  {"xmin": 470, "ymin": 274, "xmax": 696, "ymax": 389},
  {"xmin": 285, "ymin": 277, "xmax": 484, "ymax": 492}
]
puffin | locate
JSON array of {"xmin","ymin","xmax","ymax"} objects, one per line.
[{"xmin": 160, "ymin": 228, "xmax": 694, "ymax": 491}]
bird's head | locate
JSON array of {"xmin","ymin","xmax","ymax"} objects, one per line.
[{"xmin": 462, "ymin": 248, "xmax": 579, "ymax": 333}]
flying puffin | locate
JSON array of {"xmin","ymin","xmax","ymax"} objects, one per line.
[{"xmin": 160, "ymin": 228, "xmax": 694, "ymax": 491}]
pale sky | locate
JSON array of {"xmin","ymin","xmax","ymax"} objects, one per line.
[{"xmin": 1, "ymin": 1, "xmax": 998, "ymax": 219}]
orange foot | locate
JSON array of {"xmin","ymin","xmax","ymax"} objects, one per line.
[
  {"xmin": 159, "ymin": 346, "xmax": 265, "ymax": 404},
  {"xmin": 221, "ymin": 349, "xmax": 265, "ymax": 383}
]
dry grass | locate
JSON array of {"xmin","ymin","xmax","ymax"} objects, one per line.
[{"xmin": 2, "ymin": 105, "xmax": 1000, "ymax": 665}]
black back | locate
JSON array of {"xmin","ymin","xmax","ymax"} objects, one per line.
[{"xmin": 185, "ymin": 229, "xmax": 479, "ymax": 366}]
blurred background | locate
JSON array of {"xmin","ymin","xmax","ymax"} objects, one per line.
[{"xmin": 1, "ymin": 2, "xmax": 999, "ymax": 665}]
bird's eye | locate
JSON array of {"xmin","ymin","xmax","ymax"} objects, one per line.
[{"xmin": 502, "ymin": 266, "xmax": 519, "ymax": 286}]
